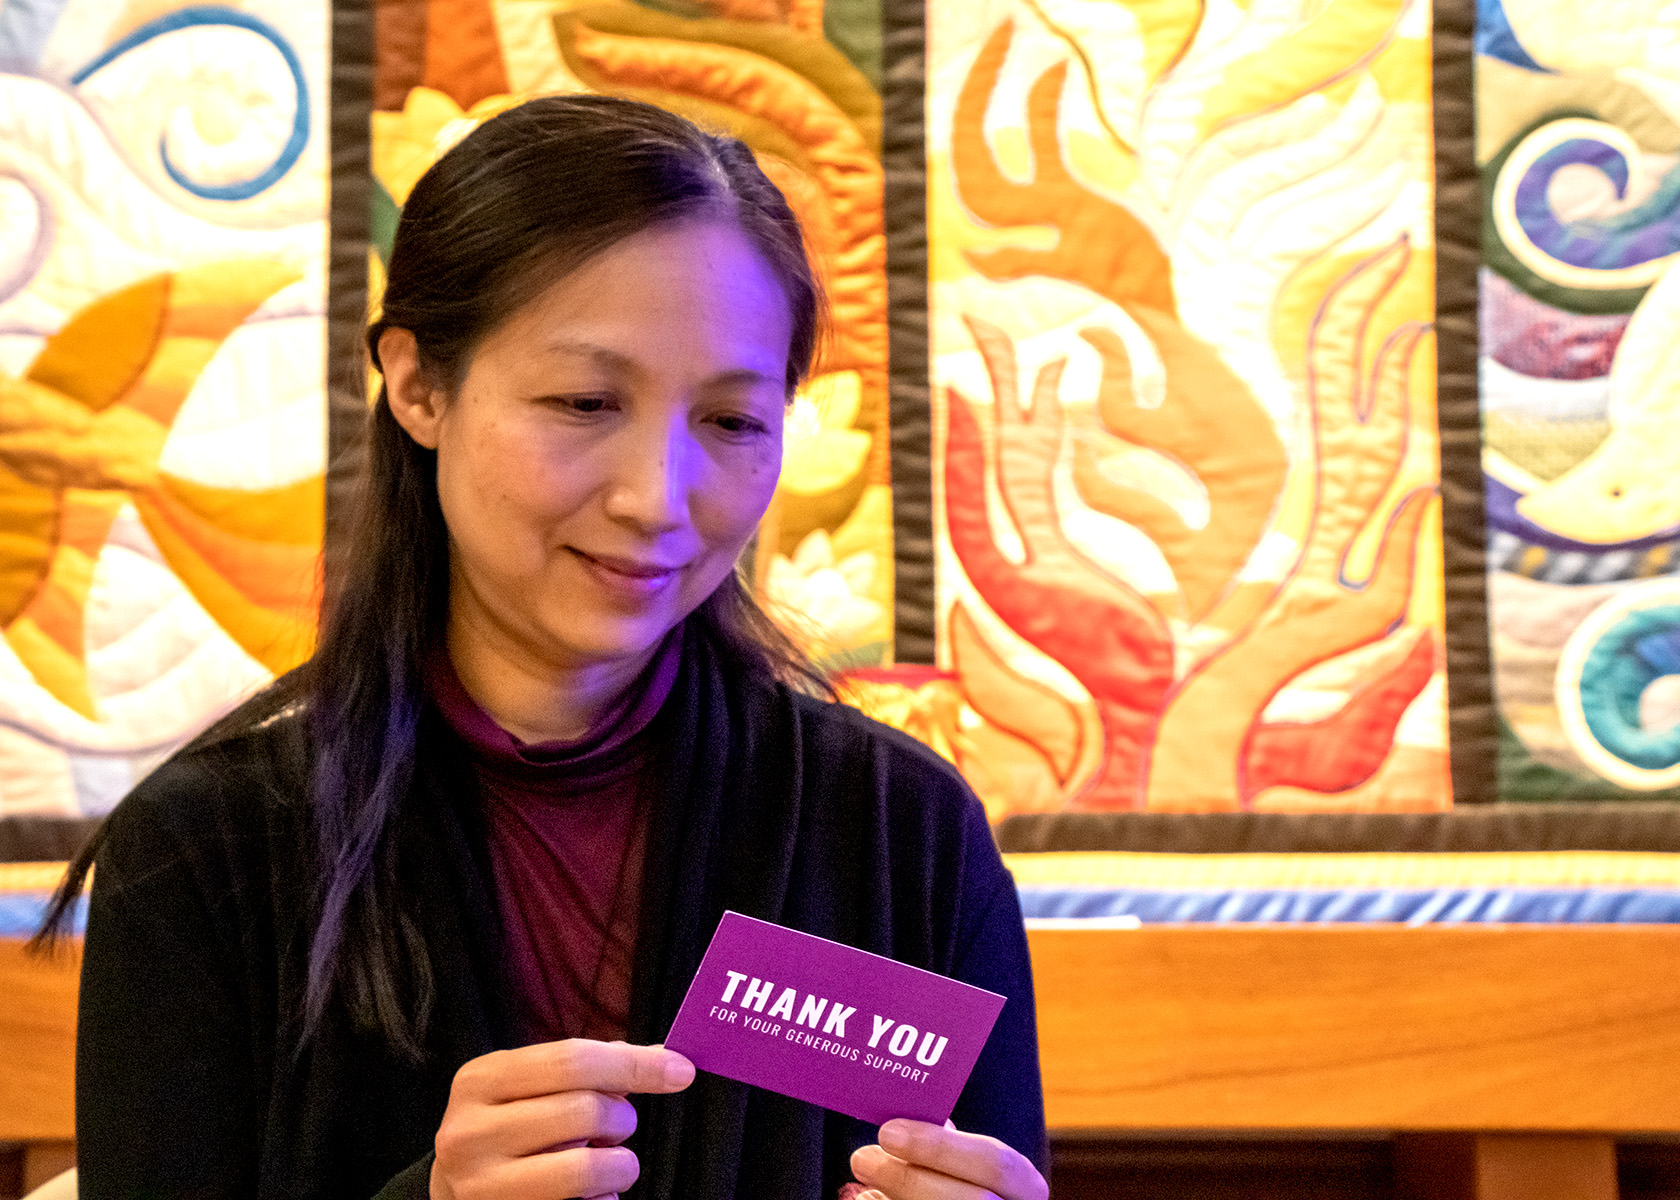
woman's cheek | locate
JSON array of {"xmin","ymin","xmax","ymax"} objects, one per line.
[
  {"xmin": 751, "ymin": 438, "xmax": 784, "ymax": 501},
  {"xmin": 741, "ymin": 450, "xmax": 784, "ymax": 531}
]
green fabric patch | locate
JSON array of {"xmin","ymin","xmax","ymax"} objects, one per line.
[
  {"xmin": 371, "ymin": 177, "xmax": 400, "ymax": 269},
  {"xmin": 1482, "ymin": 411, "xmax": 1610, "ymax": 481},
  {"xmin": 824, "ymin": 0, "xmax": 881, "ymax": 92},
  {"xmin": 1497, "ymin": 713, "xmax": 1680, "ymax": 801}
]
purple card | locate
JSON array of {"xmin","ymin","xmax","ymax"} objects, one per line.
[{"xmin": 662, "ymin": 911, "xmax": 1006, "ymax": 1126}]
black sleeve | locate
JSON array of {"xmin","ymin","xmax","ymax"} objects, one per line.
[
  {"xmin": 371, "ymin": 1154, "xmax": 434, "ymax": 1199},
  {"xmin": 949, "ymin": 850, "xmax": 1049, "ymax": 1176},
  {"xmin": 76, "ymin": 789, "xmax": 262, "ymax": 1200}
]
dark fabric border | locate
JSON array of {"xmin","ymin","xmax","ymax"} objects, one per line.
[
  {"xmin": 1433, "ymin": 0, "xmax": 1498, "ymax": 802},
  {"xmin": 995, "ymin": 805, "xmax": 1680, "ymax": 854},
  {"xmin": 880, "ymin": 0, "xmax": 935, "ymax": 663},
  {"xmin": 325, "ymin": 0, "xmax": 374, "ymax": 613},
  {"xmin": 0, "ymin": 816, "xmax": 102, "ymax": 862},
  {"xmin": 17, "ymin": 804, "xmax": 1680, "ymax": 863}
]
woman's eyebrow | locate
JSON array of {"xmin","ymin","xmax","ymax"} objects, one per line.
[
  {"xmin": 544, "ymin": 338, "xmax": 780, "ymax": 389},
  {"xmin": 543, "ymin": 338, "xmax": 640, "ymax": 375},
  {"xmin": 702, "ymin": 366, "xmax": 781, "ymax": 389}
]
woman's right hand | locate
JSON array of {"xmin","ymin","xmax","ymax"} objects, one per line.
[{"xmin": 430, "ymin": 1039, "xmax": 695, "ymax": 1200}]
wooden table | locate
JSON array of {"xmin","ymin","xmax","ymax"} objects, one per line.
[
  {"xmin": 6, "ymin": 926, "xmax": 1680, "ymax": 1197},
  {"xmin": 1029, "ymin": 925, "xmax": 1680, "ymax": 1199},
  {"xmin": 0, "ymin": 938, "xmax": 77, "ymax": 1193}
]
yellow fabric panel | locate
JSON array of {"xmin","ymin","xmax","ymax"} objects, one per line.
[
  {"xmin": 371, "ymin": 86, "xmax": 473, "ymax": 206},
  {"xmin": 156, "ymin": 474, "xmax": 325, "ymax": 547},
  {"xmin": 25, "ymin": 275, "xmax": 171, "ymax": 413},
  {"xmin": 132, "ymin": 492, "xmax": 316, "ymax": 675},
  {"xmin": 0, "ymin": 463, "xmax": 57, "ymax": 626},
  {"xmin": 164, "ymin": 260, "xmax": 301, "ymax": 340},
  {"xmin": 0, "ymin": 377, "xmax": 168, "ymax": 493},
  {"xmin": 561, "ymin": 3, "xmax": 882, "ymax": 148},
  {"xmin": 5, "ymin": 618, "xmax": 95, "ymax": 718},
  {"xmin": 541, "ymin": 9, "xmax": 894, "ymax": 674},
  {"xmin": 123, "ymin": 336, "xmax": 222, "ymax": 427},
  {"xmin": 1074, "ymin": 309, "xmax": 1288, "ymax": 623},
  {"xmin": 1196, "ymin": 0, "xmax": 1406, "ymax": 136},
  {"xmin": 1111, "ymin": 0, "xmax": 1204, "ymax": 88},
  {"xmin": 949, "ymin": 600, "xmax": 1082, "ymax": 784},
  {"xmin": 1475, "ymin": 54, "xmax": 1680, "ymax": 164},
  {"xmin": 1003, "ymin": 851, "xmax": 1680, "ymax": 890}
]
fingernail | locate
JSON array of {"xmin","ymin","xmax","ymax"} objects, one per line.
[
  {"xmin": 664, "ymin": 1053, "xmax": 695, "ymax": 1089},
  {"xmin": 878, "ymin": 1120, "xmax": 911, "ymax": 1153},
  {"xmin": 852, "ymin": 1144, "xmax": 887, "ymax": 1171},
  {"xmin": 859, "ymin": 1191, "xmax": 889, "ymax": 1200}
]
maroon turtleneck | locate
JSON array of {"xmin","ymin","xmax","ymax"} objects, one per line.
[{"xmin": 427, "ymin": 631, "xmax": 682, "ymax": 1045}]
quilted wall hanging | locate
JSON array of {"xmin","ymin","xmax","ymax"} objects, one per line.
[
  {"xmin": 364, "ymin": 0, "xmax": 898, "ymax": 682},
  {"xmin": 921, "ymin": 0, "xmax": 1447, "ymax": 816},
  {"xmin": 1475, "ymin": 0, "xmax": 1680, "ymax": 803},
  {"xmin": 0, "ymin": 0, "xmax": 328, "ymax": 820},
  {"xmin": 4, "ymin": 0, "xmax": 1680, "ymax": 852}
]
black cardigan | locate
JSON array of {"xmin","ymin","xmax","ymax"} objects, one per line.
[{"xmin": 76, "ymin": 631, "xmax": 1047, "ymax": 1200}]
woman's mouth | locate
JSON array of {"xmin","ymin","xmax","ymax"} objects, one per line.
[{"xmin": 569, "ymin": 548, "xmax": 683, "ymax": 600}]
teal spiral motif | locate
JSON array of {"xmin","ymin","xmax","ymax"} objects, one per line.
[
  {"xmin": 1578, "ymin": 606, "xmax": 1680, "ymax": 768},
  {"xmin": 1557, "ymin": 581, "xmax": 1680, "ymax": 788}
]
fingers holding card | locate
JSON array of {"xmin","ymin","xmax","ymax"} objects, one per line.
[{"xmin": 850, "ymin": 1120, "xmax": 1048, "ymax": 1200}]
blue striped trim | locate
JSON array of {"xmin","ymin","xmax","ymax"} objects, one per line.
[
  {"xmin": 17, "ymin": 887, "xmax": 1680, "ymax": 938},
  {"xmin": 1, "ymin": 891, "xmax": 83, "ymax": 937},
  {"xmin": 1018, "ymin": 886, "xmax": 1680, "ymax": 924}
]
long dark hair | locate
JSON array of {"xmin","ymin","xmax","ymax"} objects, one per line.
[{"xmin": 37, "ymin": 95, "xmax": 827, "ymax": 1059}]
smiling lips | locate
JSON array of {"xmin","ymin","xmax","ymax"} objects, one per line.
[{"xmin": 570, "ymin": 547, "xmax": 685, "ymax": 600}]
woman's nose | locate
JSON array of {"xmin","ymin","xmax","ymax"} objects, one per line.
[{"xmin": 602, "ymin": 419, "xmax": 694, "ymax": 532}]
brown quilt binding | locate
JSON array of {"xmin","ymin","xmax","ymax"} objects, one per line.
[
  {"xmin": 882, "ymin": 0, "xmax": 935, "ymax": 664},
  {"xmin": 325, "ymin": 0, "xmax": 375, "ymax": 617},
  {"xmin": 1434, "ymin": 0, "xmax": 1498, "ymax": 804},
  {"xmin": 18, "ymin": 799, "xmax": 1680, "ymax": 862},
  {"xmin": 994, "ymin": 804, "xmax": 1680, "ymax": 854},
  {"xmin": 0, "ymin": 816, "xmax": 103, "ymax": 862}
]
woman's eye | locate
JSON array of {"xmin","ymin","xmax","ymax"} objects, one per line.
[
  {"xmin": 712, "ymin": 412, "xmax": 769, "ymax": 438},
  {"xmin": 543, "ymin": 393, "xmax": 616, "ymax": 415}
]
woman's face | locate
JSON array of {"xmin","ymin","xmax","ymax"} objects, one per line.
[{"xmin": 391, "ymin": 219, "xmax": 792, "ymax": 676}]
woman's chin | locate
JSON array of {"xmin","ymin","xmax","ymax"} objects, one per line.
[{"xmin": 542, "ymin": 616, "xmax": 676, "ymax": 672}]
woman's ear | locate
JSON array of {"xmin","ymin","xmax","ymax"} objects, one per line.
[{"xmin": 379, "ymin": 327, "xmax": 446, "ymax": 449}]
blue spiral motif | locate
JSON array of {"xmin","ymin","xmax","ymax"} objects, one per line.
[
  {"xmin": 70, "ymin": 6, "xmax": 309, "ymax": 202},
  {"xmin": 1513, "ymin": 137, "xmax": 1680, "ymax": 273},
  {"xmin": 1577, "ymin": 604, "xmax": 1680, "ymax": 772}
]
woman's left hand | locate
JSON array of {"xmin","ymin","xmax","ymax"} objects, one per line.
[{"xmin": 849, "ymin": 1119, "xmax": 1048, "ymax": 1200}]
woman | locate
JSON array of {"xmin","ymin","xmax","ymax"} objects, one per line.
[{"xmin": 42, "ymin": 95, "xmax": 1047, "ymax": 1200}]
